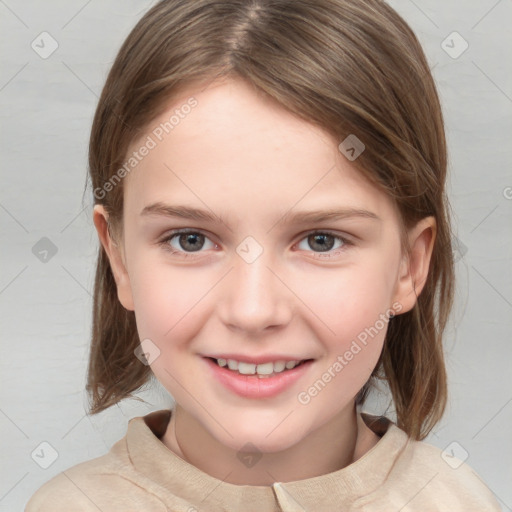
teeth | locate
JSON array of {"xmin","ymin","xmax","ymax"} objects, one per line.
[
  {"xmin": 255, "ymin": 362, "xmax": 274, "ymax": 375},
  {"xmin": 219, "ymin": 358, "xmax": 303, "ymax": 375},
  {"xmin": 238, "ymin": 362, "xmax": 256, "ymax": 375},
  {"xmin": 273, "ymin": 361, "xmax": 286, "ymax": 372}
]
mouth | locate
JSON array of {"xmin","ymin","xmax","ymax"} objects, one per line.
[
  {"xmin": 204, "ymin": 356, "xmax": 314, "ymax": 379},
  {"xmin": 204, "ymin": 356, "xmax": 315, "ymax": 398}
]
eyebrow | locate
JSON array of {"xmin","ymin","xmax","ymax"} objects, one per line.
[{"xmin": 140, "ymin": 202, "xmax": 381, "ymax": 225}]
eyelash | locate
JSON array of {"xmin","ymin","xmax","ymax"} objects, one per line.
[{"xmin": 158, "ymin": 229, "xmax": 353, "ymax": 260}]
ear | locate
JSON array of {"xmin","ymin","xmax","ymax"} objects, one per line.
[
  {"xmin": 93, "ymin": 204, "xmax": 134, "ymax": 311},
  {"xmin": 392, "ymin": 216, "xmax": 436, "ymax": 314}
]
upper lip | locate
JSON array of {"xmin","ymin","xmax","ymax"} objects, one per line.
[{"xmin": 204, "ymin": 354, "xmax": 313, "ymax": 365}]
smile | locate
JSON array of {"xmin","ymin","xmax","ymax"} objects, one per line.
[
  {"xmin": 212, "ymin": 357, "xmax": 309, "ymax": 377},
  {"xmin": 204, "ymin": 357, "xmax": 314, "ymax": 398}
]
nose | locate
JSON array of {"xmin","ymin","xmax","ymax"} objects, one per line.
[{"xmin": 217, "ymin": 249, "xmax": 292, "ymax": 335}]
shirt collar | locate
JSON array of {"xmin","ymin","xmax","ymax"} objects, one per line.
[{"xmin": 126, "ymin": 408, "xmax": 408, "ymax": 511}]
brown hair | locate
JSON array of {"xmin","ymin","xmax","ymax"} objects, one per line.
[{"xmin": 86, "ymin": 0, "xmax": 454, "ymax": 440}]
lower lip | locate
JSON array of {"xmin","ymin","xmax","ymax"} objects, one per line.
[{"xmin": 204, "ymin": 357, "xmax": 314, "ymax": 399}]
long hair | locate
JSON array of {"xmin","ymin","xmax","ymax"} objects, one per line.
[{"xmin": 86, "ymin": 0, "xmax": 454, "ymax": 440}]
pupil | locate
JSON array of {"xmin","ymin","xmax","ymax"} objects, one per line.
[
  {"xmin": 310, "ymin": 234, "xmax": 334, "ymax": 252},
  {"xmin": 180, "ymin": 233, "xmax": 203, "ymax": 252}
]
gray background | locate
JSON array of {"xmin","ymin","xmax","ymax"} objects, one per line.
[{"xmin": 0, "ymin": 1, "xmax": 511, "ymax": 510}]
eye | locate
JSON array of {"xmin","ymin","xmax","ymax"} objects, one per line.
[
  {"xmin": 296, "ymin": 231, "xmax": 351, "ymax": 255},
  {"xmin": 158, "ymin": 229, "xmax": 352, "ymax": 259},
  {"xmin": 159, "ymin": 230, "xmax": 216, "ymax": 256}
]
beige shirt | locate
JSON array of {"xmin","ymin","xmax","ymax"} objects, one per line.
[{"xmin": 25, "ymin": 409, "xmax": 500, "ymax": 511}]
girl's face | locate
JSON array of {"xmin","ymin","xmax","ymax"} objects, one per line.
[{"xmin": 97, "ymin": 77, "xmax": 431, "ymax": 453}]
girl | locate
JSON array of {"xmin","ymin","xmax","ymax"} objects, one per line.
[{"xmin": 27, "ymin": 0, "xmax": 501, "ymax": 510}]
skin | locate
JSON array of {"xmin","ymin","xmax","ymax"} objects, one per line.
[{"xmin": 94, "ymin": 77, "xmax": 435, "ymax": 485}]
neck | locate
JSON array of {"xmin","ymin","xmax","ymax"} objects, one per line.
[{"xmin": 161, "ymin": 403, "xmax": 380, "ymax": 485}]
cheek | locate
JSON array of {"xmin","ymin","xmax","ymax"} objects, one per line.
[
  {"xmin": 301, "ymin": 285, "xmax": 388, "ymax": 412},
  {"xmin": 304, "ymin": 259, "xmax": 394, "ymax": 341},
  {"xmin": 295, "ymin": 259, "xmax": 392, "ymax": 394},
  {"xmin": 128, "ymin": 251, "xmax": 211, "ymax": 351}
]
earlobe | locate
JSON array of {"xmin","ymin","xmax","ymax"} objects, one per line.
[
  {"xmin": 393, "ymin": 216, "xmax": 436, "ymax": 314},
  {"xmin": 93, "ymin": 205, "xmax": 135, "ymax": 311}
]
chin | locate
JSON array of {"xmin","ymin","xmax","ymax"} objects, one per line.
[{"xmin": 215, "ymin": 417, "xmax": 308, "ymax": 454}]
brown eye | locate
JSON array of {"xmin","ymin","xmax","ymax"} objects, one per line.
[
  {"xmin": 296, "ymin": 231, "xmax": 348, "ymax": 254},
  {"xmin": 307, "ymin": 233, "xmax": 336, "ymax": 252},
  {"xmin": 176, "ymin": 232, "xmax": 205, "ymax": 252},
  {"xmin": 160, "ymin": 230, "xmax": 215, "ymax": 255}
]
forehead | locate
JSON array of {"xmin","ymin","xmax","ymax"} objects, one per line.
[{"xmin": 122, "ymin": 77, "xmax": 396, "ymax": 225}]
